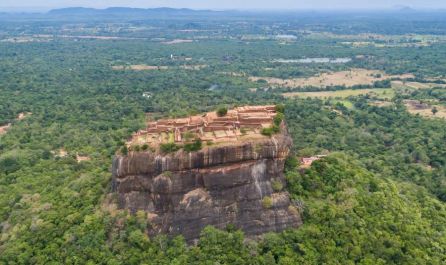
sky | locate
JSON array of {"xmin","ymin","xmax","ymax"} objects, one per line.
[{"xmin": 1, "ymin": 0, "xmax": 446, "ymax": 12}]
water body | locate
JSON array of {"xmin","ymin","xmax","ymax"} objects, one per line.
[
  {"xmin": 275, "ymin": 34, "xmax": 298, "ymax": 40},
  {"xmin": 274, "ymin": 57, "xmax": 352, "ymax": 64}
]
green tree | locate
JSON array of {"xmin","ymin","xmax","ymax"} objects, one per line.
[{"xmin": 217, "ymin": 106, "xmax": 228, "ymax": 117}]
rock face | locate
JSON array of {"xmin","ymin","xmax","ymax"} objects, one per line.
[{"xmin": 112, "ymin": 127, "xmax": 302, "ymax": 241}]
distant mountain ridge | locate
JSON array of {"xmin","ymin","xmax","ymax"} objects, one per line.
[
  {"xmin": 392, "ymin": 5, "xmax": 416, "ymax": 12},
  {"xmin": 48, "ymin": 7, "xmax": 220, "ymax": 16}
]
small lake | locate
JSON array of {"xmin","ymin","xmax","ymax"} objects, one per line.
[
  {"xmin": 273, "ymin": 58, "xmax": 352, "ymax": 64},
  {"xmin": 275, "ymin": 34, "xmax": 298, "ymax": 40}
]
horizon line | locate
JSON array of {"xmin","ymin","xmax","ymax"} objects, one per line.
[{"xmin": 1, "ymin": 5, "xmax": 446, "ymax": 13}]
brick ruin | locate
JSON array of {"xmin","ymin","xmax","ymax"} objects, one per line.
[
  {"xmin": 113, "ymin": 105, "xmax": 301, "ymax": 241},
  {"xmin": 128, "ymin": 105, "xmax": 278, "ymax": 148}
]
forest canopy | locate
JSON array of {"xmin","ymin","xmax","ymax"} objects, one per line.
[{"xmin": 1, "ymin": 9, "xmax": 446, "ymax": 264}]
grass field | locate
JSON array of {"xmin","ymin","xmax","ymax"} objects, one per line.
[
  {"xmin": 332, "ymin": 100, "xmax": 354, "ymax": 109},
  {"xmin": 283, "ymin": 88, "xmax": 394, "ymax": 99},
  {"xmin": 368, "ymin": 100, "xmax": 394, "ymax": 107},
  {"xmin": 112, "ymin": 65, "xmax": 168, "ymax": 70},
  {"xmin": 112, "ymin": 64, "xmax": 207, "ymax": 71},
  {"xmin": 392, "ymin": 81, "xmax": 446, "ymax": 90},
  {"xmin": 250, "ymin": 68, "xmax": 413, "ymax": 88},
  {"xmin": 404, "ymin": 100, "xmax": 446, "ymax": 119}
]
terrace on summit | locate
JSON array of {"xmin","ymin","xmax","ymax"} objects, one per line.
[{"xmin": 128, "ymin": 105, "xmax": 279, "ymax": 149}]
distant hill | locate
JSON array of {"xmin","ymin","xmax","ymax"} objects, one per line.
[
  {"xmin": 47, "ymin": 7, "xmax": 97, "ymax": 15},
  {"xmin": 47, "ymin": 7, "xmax": 221, "ymax": 17},
  {"xmin": 392, "ymin": 5, "xmax": 417, "ymax": 12}
]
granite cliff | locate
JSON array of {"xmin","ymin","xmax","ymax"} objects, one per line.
[{"xmin": 112, "ymin": 106, "xmax": 302, "ymax": 241}]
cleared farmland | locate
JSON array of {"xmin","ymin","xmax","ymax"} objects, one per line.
[
  {"xmin": 391, "ymin": 81, "xmax": 446, "ymax": 90},
  {"xmin": 250, "ymin": 68, "xmax": 413, "ymax": 88},
  {"xmin": 283, "ymin": 88, "xmax": 394, "ymax": 99}
]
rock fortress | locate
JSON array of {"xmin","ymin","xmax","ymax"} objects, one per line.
[{"xmin": 112, "ymin": 105, "xmax": 302, "ymax": 242}]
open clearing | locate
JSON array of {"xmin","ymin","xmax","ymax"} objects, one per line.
[
  {"xmin": 1, "ymin": 36, "xmax": 52, "ymax": 43},
  {"xmin": 17, "ymin": 112, "xmax": 32, "ymax": 120},
  {"xmin": 52, "ymin": 148, "xmax": 68, "ymax": 158},
  {"xmin": 112, "ymin": 64, "xmax": 207, "ymax": 71},
  {"xmin": 0, "ymin": 123, "xmax": 11, "ymax": 135},
  {"xmin": 162, "ymin": 39, "xmax": 194, "ymax": 45},
  {"xmin": 368, "ymin": 100, "xmax": 394, "ymax": 107},
  {"xmin": 404, "ymin": 100, "xmax": 446, "ymax": 119},
  {"xmin": 283, "ymin": 88, "xmax": 394, "ymax": 99},
  {"xmin": 341, "ymin": 41, "xmax": 433, "ymax": 48},
  {"xmin": 250, "ymin": 69, "xmax": 414, "ymax": 88},
  {"xmin": 112, "ymin": 65, "xmax": 168, "ymax": 71},
  {"xmin": 332, "ymin": 100, "xmax": 354, "ymax": 109},
  {"xmin": 391, "ymin": 81, "xmax": 446, "ymax": 90},
  {"xmin": 273, "ymin": 58, "xmax": 352, "ymax": 64},
  {"xmin": 0, "ymin": 113, "xmax": 31, "ymax": 136},
  {"xmin": 1, "ymin": 35, "xmax": 147, "ymax": 43},
  {"xmin": 76, "ymin": 154, "xmax": 91, "ymax": 163},
  {"xmin": 179, "ymin": 65, "xmax": 208, "ymax": 70}
]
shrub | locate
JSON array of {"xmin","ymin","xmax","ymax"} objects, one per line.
[
  {"xmin": 240, "ymin": 128, "xmax": 247, "ymax": 135},
  {"xmin": 0, "ymin": 156, "xmax": 20, "ymax": 174},
  {"xmin": 120, "ymin": 145, "xmax": 128, "ymax": 155},
  {"xmin": 275, "ymin": 104, "xmax": 285, "ymax": 113},
  {"xmin": 225, "ymin": 223, "xmax": 236, "ymax": 232},
  {"xmin": 261, "ymin": 125, "xmax": 280, "ymax": 136},
  {"xmin": 132, "ymin": 145, "xmax": 141, "ymax": 152},
  {"xmin": 217, "ymin": 107, "xmax": 228, "ymax": 117},
  {"xmin": 262, "ymin": 196, "xmax": 273, "ymax": 209},
  {"xmin": 272, "ymin": 180, "xmax": 283, "ymax": 192},
  {"xmin": 273, "ymin": 113, "xmax": 284, "ymax": 126},
  {"xmin": 163, "ymin": 171, "xmax": 173, "ymax": 178},
  {"xmin": 285, "ymin": 155, "xmax": 299, "ymax": 171},
  {"xmin": 183, "ymin": 139, "xmax": 202, "ymax": 152},
  {"xmin": 141, "ymin": 144, "xmax": 149, "ymax": 151},
  {"xmin": 261, "ymin": 127, "xmax": 274, "ymax": 136},
  {"xmin": 160, "ymin": 143, "xmax": 180, "ymax": 153},
  {"xmin": 432, "ymin": 107, "xmax": 438, "ymax": 115}
]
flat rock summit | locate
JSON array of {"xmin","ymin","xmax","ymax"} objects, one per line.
[{"xmin": 112, "ymin": 106, "xmax": 302, "ymax": 241}]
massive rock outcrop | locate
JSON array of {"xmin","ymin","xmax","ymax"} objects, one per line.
[{"xmin": 112, "ymin": 122, "xmax": 302, "ymax": 242}]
